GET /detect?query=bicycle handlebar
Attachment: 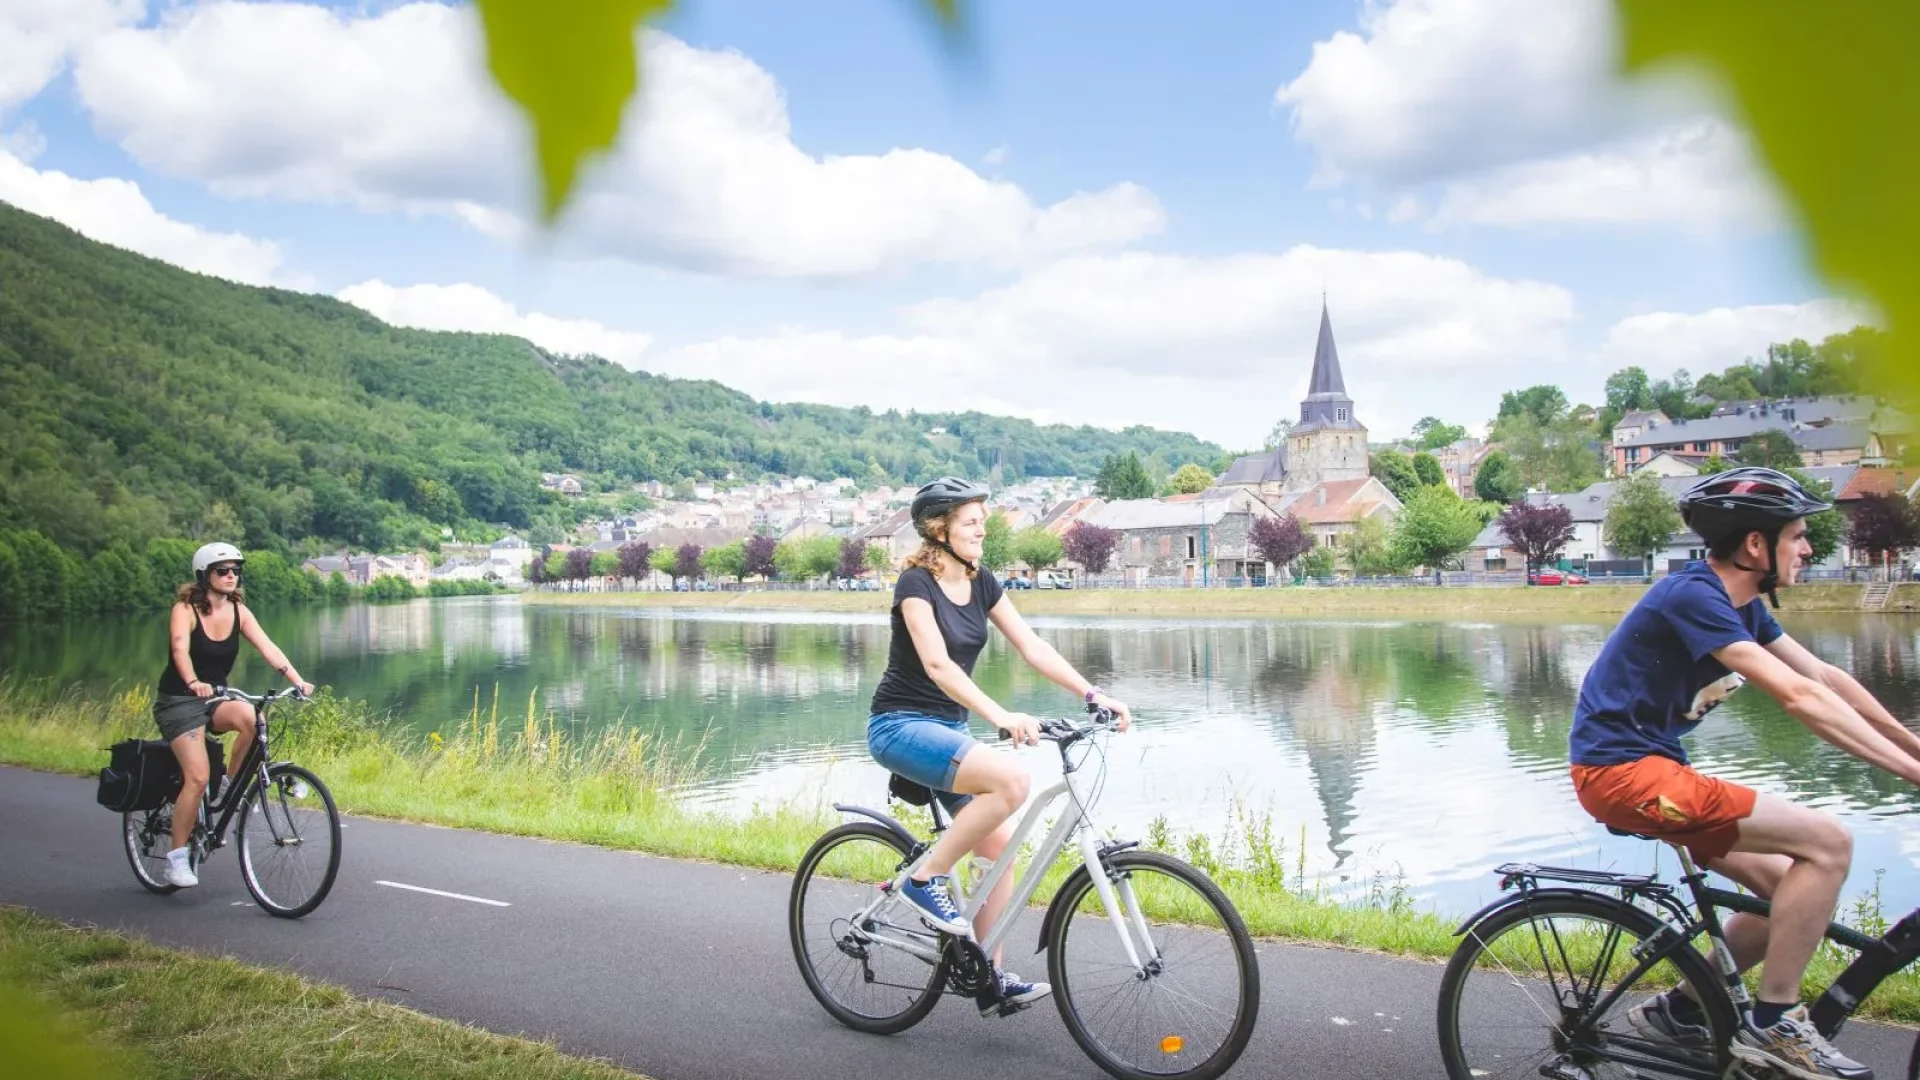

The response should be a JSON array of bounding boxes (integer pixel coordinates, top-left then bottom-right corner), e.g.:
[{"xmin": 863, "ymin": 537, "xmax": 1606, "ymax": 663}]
[
  {"xmin": 996, "ymin": 704, "xmax": 1120, "ymax": 745},
  {"xmin": 211, "ymin": 685, "xmax": 308, "ymax": 706}
]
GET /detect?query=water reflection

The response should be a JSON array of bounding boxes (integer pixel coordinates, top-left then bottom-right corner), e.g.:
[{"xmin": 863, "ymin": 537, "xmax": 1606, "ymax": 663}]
[{"xmin": 9, "ymin": 600, "xmax": 1920, "ymax": 915}]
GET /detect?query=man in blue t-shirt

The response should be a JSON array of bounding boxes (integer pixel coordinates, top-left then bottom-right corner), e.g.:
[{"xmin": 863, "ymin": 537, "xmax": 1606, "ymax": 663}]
[{"xmin": 1569, "ymin": 467, "xmax": 1920, "ymax": 1080}]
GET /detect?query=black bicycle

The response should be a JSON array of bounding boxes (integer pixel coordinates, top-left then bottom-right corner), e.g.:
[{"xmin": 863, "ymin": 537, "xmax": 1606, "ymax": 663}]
[
  {"xmin": 1436, "ymin": 826, "xmax": 1920, "ymax": 1080},
  {"xmin": 122, "ymin": 686, "xmax": 342, "ymax": 918}
]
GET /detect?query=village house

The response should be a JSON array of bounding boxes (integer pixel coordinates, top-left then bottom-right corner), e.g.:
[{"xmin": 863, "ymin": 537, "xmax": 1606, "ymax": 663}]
[
  {"xmin": 300, "ymin": 552, "xmax": 432, "ymax": 587},
  {"xmin": 1610, "ymin": 396, "xmax": 1877, "ymax": 475},
  {"xmin": 1076, "ymin": 488, "xmax": 1280, "ymax": 585},
  {"xmin": 1433, "ymin": 437, "xmax": 1496, "ymax": 499}
]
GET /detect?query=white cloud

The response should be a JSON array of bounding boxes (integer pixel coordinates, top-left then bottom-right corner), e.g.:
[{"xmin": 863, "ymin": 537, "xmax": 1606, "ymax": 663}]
[
  {"xmin": 337, "ymin": 280, "xmax": 655, "ymax": 370},
  {"xmin": 0, "ymin": 0, "xmax": 143, "ymax": 112},
  {"xmin": 983, "ymin": 143, "xmax": 1010, "ymax": 167},
  {"xmin": 0, "ymin": 148, "xmax": 294, "ymax": 286},
  {"xmin": 73, "ymin": 1, "xmax": 1163, "ymax": 277},
  {"xmin": 1275, "ymin": 0, "xmax": 1780, "ymax": 229},
  {"xmin": 1596, "ymin": 299, "xmax": 1877, "ymax": 379}
]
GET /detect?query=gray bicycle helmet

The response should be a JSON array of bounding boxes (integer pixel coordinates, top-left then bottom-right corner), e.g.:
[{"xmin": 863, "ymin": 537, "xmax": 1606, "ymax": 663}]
[{"xmin": 1678, "ymin": 466, "xmax": 1831, "ymax": 607}]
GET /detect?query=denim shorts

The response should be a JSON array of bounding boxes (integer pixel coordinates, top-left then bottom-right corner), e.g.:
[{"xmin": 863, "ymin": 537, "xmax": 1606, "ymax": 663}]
[{"xmin": 868, "ymin": 710, "xmax": 978, "ymax": 814}]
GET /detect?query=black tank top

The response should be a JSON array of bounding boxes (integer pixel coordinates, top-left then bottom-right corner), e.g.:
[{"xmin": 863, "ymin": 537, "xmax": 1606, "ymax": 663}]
[{"xmin": 157, "ymin": 603, "xmax": 242, "ymax": 695}]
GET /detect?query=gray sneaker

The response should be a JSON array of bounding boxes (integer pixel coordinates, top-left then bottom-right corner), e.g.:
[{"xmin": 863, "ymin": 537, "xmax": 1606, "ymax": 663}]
[
  {"xmin": 1731, "ymin": 1004, "xmax": 1873, "ymax": 1080},
  {"xmin": 1625, "ymin": 993, "xmax": 1711, "ymax": 1051}
]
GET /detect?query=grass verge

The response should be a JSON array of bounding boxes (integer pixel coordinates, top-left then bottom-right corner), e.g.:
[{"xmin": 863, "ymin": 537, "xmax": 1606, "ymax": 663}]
[
  {"xmin": 4, "ymin": 679, "xmax": 1914, "ymax": 1023},
  {"xmin": 525, "ymin": 582, "xmax": 1918, "ymax": 618},
  {"xmin": 0, "ymin": 906, "xmax": 647, "ymax": 1080}
]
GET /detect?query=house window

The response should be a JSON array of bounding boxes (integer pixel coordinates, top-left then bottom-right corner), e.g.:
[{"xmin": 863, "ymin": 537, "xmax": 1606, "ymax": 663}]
[
  {"xmin": 1625, "ymin": 447, "xmax": 1639, "ymax": 461},
  {"xmin": 1186, "ymin": 535, "xmax": 1196, "ymax": 559},
  {"xmin": 1131, "ymin": 536, "xmax": 1144, "ymax": 557},
  {"xmin": 1160, "ymin": 535, "xmax": 1172, "ymax": 557},
  {"xmin": 1336, "ymin": 408, "xmax": 1347, "ymax": 422},
  {"xmin": 1692, "ymin": 442, "xmax": 1708, "ymax": 453}
]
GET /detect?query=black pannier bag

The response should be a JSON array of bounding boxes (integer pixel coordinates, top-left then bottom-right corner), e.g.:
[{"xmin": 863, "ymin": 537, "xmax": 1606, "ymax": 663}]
[{"xmin": 96, "ymin": 736, "xmax": 225, "ymax": 813}]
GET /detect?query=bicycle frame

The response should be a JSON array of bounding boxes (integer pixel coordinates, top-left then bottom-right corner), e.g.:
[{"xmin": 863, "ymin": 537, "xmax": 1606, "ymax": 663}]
[
  {"xmin": 834, "ymin": 718, "xmax": 1158, "ymax": 981},
  {"xmin": 192, "ymin": 690, "xmax": 288, "ymax": 851}
]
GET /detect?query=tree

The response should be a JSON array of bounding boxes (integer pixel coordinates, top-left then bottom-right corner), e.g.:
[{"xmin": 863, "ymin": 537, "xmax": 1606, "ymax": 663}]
[
  {"xmin": 1263, "ymin": 417, "xmax": 1294, "ymax": 451},
  {"xmin": 1063, "ymin": 523, "xmax": 1119, "ymax": 576},
  {"xmin": 1392, "ymin": 487, "xmax": 1485, "ymax": 584},
  {"xmin": 1169, "ymin": 463, "xmax": 1214, "ymax": 495},
  {"xmin": 1411, "ymin": 452, "xmax": 1446, "ymax": 489},
  {"xmin": 774, "ymin": 536, "xmax": 840, "ymax": 580},
  {"xmin": 1493, "ymin": 413, "xmax": 1607, "ymax": 493},
  {"xmin": 1604, "ymin": 367, "xmax": 1656, "ymax": 415},
  {"xmin": 1249, "ymin": 515, "xmax": 1312, "ymax": 576},
  {"xmin": 1095, "ymin": 452, "xmax": 1155, "ymax": 500},
  {"xmin": 981, "ymin": 510, "xmax": 1013, "ymax": 571},
  {"xmin": 1698, "ymin": 453, "xmax": 1733, "ymax": 474},
  {"xmin": 835, "ymin": 538, "xmax": 869, "ymax": 579},
  {"xmin": 1787, "ymin": 469, "xmax": 1843, "ymax": 566},
  {"xmin": 742, "ymin": 535, "xmax": 778, "ymax": 579},
  {"xmin": 674, "ymin": 543, "xmax": 704, "ymax": 582},
  {"xmin": 1603, "ymin": 470, "xmax": 1681, "ymax": 569},
  {"xmin": 1299, "ymin": 546, "xmax": 1337, "ymax": 580},
  {"xmin": 864, "ymin": 543, "xmax": 893, "ymax": 576},
  {"xmin": 195, "ymin": 500, "xmax": 245, "ymax": 543},
  {"xmin": 1369, "ymin": 451, "xmax": 1420, "ymax": 502},
  {"xmin": 1011, "ymin": 526, "xmax": 1065, "ymax": 574},
  {"xmin": 702, "ymin": 540, "xmax": 747, "ymax": 581},
  {"xmin": 589, "ymin": 550, "xmax": 618, "ymax": 579},
  {"xmin": 1412, "ymin": 417, "xmax": 1468, "ymax": 451},
  {"xmin": 1342, "ymin": 515, "xmax": 1407, "ymax": 577},
  {"xmin": 1845, "ymin": 493, "xmax": 1919, "ymax": 571},
  {"xmin": 1473, "ymin": 450, "xmax": 1524, "ymax": 503},
  {"xmin": 617, "ymin": 541, "xmax": 652, "ymax": 583},
  {"xmin": 563, "ymin": 547, "xmax": 594, "ymax": 589},
  {"xmin": 1738, "ymin": 428, "xmax": 1804, "ymax": 470},
  {"xmin": 1496, "ymin": 502, "xmax": 1577, "ymax": 574},
  {"xmin": 648, "ymin": 546, "xmax": 677, "ymax": 581},
  {"xmin": 1498, "ymin": 385, "xmax": 1570, "ymax": 428}
]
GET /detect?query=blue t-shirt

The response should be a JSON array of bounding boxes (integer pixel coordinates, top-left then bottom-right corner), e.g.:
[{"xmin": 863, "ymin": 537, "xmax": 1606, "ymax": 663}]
[{"xmin": 1569, "ymin": 561, "xmax": 1783, "ymax": 767}]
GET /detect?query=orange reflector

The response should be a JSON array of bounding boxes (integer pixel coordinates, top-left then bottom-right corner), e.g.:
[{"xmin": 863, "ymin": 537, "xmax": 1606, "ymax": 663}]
[{"xmin": 1160, "ymin": 1036, "xmax": 1184, "ymax": 1054}]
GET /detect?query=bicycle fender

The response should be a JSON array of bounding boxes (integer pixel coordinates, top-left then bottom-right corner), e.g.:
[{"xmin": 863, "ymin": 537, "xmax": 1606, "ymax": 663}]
[
  {"xmin": 1451, "ymin": 888, "xmax": 1624, "ymax": 936},
  {"xmin": 1034, "ymin": 864, "xmax": 1095, "ymax": 955},
  {"xmin": 830, "ymin": 802, "xmax": 916, "ymax": 849}
]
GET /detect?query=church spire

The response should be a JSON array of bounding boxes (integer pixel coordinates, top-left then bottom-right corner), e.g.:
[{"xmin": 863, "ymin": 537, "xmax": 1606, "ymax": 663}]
[{"xmin": 1306, "ymin": 301, "xmax": 1346, "ymax": 397}]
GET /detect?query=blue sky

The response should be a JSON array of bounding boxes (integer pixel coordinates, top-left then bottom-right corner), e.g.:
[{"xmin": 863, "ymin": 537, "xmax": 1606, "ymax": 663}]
[{"xmin": 0, "ymin": 0, "xmax": 1866, "ymax": 451}]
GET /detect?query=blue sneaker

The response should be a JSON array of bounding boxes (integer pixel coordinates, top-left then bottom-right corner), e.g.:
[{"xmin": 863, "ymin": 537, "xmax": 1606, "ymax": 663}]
[
  {"xmin": 981, "ymin": 969, "xmax": 1051, "ymax": 1017},
  {"xmin": 899, "ymin": 875, "xmax": 971, "ymax": 936}
]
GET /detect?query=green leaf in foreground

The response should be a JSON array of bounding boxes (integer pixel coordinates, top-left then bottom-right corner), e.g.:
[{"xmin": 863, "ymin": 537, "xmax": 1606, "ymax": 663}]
[
  {"xmin": 1614, "ymin": 0, "xmax": 1919, "ymax": 405},
  {"xmin": 474, "ymin": 0, "xmax": 676, "ymax": 221}
]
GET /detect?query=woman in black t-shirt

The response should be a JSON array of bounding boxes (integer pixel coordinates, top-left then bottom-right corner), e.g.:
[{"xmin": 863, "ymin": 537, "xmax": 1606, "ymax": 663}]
[{"xmin": 867, "ymin": 477, "xmax": 1133, "ymax": 1015}]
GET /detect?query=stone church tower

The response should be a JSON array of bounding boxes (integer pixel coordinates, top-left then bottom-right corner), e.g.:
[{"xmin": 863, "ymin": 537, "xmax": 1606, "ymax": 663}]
[{"xmin": 1283, "ymin": 304, "xmax": 1369, "ymax": 492}]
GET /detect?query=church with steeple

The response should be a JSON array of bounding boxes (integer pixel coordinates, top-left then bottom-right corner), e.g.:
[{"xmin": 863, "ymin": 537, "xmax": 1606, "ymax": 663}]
[{"xmin": 1218, "ymin": 302, "xmax": 1372, "ymax": 494}]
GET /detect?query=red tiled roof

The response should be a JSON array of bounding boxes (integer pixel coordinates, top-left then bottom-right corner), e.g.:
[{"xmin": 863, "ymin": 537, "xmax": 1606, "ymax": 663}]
[{"xmin": 1840, "ymin": 467, "xmax": 1920, "ymax": 501}]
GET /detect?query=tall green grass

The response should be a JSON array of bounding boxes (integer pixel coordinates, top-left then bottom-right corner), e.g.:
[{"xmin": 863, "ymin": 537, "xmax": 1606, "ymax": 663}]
[{"xmin": 3, "ymin": 678, "xmax": 1915, "ymax": 1022}]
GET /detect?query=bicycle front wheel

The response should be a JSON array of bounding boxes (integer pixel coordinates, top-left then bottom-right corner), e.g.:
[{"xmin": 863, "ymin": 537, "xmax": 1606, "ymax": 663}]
[
  {"xmin": 1437, "ymin": 890, "xmax": 1734, "ymax": 1080},
  {"xmin": 1046, "ymin": 850, "xmax": 1260, "ymax": 1080},
  {"xmin": 789, "ymin": 821, "xmax": 949, "ymax": 1034},
  {"xmin": 237, "ymin": 763, "xmax": 341, "ymax": 918}
]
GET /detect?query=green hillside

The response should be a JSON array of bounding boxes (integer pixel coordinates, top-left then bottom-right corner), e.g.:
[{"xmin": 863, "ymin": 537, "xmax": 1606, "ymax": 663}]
[{"xmin": 0, "ymin": 202, "xmax": 1221, "ymax": 556}]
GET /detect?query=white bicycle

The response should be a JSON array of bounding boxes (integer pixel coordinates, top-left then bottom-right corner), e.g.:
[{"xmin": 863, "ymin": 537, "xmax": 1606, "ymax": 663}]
[{"xmin": 788, "ymin": 706, "xmax": 1260, "ymax": 1080}]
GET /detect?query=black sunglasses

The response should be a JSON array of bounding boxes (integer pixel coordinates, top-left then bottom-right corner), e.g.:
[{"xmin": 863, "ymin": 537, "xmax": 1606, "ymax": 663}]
[{"xmin": 209, "ymin": 564, "xmax": 242, "ymax": 577}]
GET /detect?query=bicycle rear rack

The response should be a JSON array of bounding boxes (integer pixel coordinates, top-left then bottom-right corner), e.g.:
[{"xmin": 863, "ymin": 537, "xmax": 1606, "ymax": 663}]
[{"xmin": 1494, "ymin": 862, "xmax": 1664, "ymax": 894}]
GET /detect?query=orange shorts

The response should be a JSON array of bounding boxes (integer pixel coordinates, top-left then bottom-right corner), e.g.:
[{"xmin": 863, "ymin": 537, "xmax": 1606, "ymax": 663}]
[{"xmin": 1570, "ymin": 756, "xmax": 1757, "ymax": 863}]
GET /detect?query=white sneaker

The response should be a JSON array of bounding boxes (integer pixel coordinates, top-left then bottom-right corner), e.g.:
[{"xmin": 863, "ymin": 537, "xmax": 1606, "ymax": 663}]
[{"xmin": 165, "ymin": 846, "xmax": 199, "ymax": 888}]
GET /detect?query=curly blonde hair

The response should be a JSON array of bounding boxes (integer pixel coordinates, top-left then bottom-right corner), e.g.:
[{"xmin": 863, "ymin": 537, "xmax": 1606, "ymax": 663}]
[{"xmin": 902, "ymin": 504, "xmax": 979, "ymax": 580}]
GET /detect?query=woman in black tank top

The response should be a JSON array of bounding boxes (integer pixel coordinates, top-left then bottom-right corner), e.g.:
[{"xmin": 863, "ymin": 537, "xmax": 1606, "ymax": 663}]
[{"xmin": 151, "ymin": 542, "xmax": 314, "ymax": 888}]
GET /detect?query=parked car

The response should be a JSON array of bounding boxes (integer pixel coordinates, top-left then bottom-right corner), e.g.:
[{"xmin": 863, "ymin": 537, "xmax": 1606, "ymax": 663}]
[
  {"xmin": 1527, "ymin": 569, "xmax": 1588, "ymax": 586},
  {"xmin": 1036, "ymin": 571, "xmax": 1074, "ymax": 589},
  {"xmin": 1004, "ymin": 575, "xmax": 1034, "ymax": 590}
]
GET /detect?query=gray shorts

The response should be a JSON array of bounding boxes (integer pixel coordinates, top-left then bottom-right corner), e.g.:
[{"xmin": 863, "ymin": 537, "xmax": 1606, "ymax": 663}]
[{"xmin": 153, "ymin": 694, "xmax": 217, "ymax": 743}]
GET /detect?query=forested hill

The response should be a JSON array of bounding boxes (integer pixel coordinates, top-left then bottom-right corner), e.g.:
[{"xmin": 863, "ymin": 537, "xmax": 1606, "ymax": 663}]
[{"xmin": 0, "ymin": 202, "xmax": 1221, "ymax": 556}]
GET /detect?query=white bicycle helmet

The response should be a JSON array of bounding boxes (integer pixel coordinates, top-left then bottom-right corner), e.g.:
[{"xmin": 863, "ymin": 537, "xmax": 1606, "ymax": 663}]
[{"xmin": 192, "ymin": 541, "xmax": 245, "ymax": 582}]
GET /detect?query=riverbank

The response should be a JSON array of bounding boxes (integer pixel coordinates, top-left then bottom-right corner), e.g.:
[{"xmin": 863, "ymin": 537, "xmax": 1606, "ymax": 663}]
[
  {"xmin": 0, "ymin": 907, "xmax": 649, "ymax": 1080},
  {"xmin": 3, "ymin": 681, "xmax": 1913, "ymax": 1021},
  {"xmin": 526, "ymin": 581, "xmax": 1919, "ymax": 618}
]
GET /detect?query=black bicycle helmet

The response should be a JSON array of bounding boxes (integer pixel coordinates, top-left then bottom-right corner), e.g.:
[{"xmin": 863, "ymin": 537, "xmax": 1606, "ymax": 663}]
[
  {"xmin": 909, "ymin": 477, "xmax": 990, "ymax": 573},
  {"xmin": 1678, "ymin": 466, "xmax": 1831, "ymax": 607}
]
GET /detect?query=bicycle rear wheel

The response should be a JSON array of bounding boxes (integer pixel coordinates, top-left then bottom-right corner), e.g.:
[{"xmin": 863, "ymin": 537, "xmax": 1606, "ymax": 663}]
[
  {"xmin": 237, "ymin": 763, "xmax": 341, "ymax": 918},
  {"xmin": 1046, "ymin": 850, "xmax": 1260, "ymax": 1080},
  {"xmin": 123, "ymin": 804, "xmax": 178, "ymax": 894},
  {"xmin": 1437, "ymin": 891, "xmax": 1734, "ymax": 1080},
  {"xmin": 789, "ymin": 821, "xmax": 949, "ymax": 1034}
]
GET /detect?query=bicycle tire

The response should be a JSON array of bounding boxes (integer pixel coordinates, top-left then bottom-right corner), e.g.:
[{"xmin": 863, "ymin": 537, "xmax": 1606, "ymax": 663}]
[
  {"xmin": 789, "ymin": 820, "xmax": 948, "ymax": 1035},
  {"xmin": 1907, "ymin": 1029, "xmax": 1920, "ymax": 1080},
  {"xmin": 1045, "ymin": 850, "xmax": 1260, "ymax": 1080},
  {"xmin": 237, "ymin": 763, "xmax": 341, "ymax": 918},
  {"xmin": 122, "ymin": 806, "xmax": 178, "ymax": 894},
  {"xmin": 1437, "ymin": 889, "xmax": 1735, "ymax": 1080}
]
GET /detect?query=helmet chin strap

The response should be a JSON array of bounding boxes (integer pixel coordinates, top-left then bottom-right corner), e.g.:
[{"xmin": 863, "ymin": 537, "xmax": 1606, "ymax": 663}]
[
  {"xmin": 937, "ymin": 538, "xmax": 979, "ymax": 575},
  {"xmin": 1727, "ymin": 528, "xmax": 1783, "ymax": 609}
]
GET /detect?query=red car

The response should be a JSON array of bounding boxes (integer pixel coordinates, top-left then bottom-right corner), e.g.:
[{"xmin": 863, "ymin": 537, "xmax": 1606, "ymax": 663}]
[{"xmin": 1528, "ymin": 569, "xmax": 1589, "ymax": 586}]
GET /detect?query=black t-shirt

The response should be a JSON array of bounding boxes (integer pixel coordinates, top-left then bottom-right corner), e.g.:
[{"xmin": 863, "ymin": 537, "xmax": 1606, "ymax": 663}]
[{"xmin": 869, "ymin": 566, "xmax": 1005, "ymax": 722}]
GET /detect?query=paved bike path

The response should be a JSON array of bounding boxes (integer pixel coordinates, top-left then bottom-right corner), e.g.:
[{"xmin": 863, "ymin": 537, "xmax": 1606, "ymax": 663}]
[{"xmin": 2, "ymin": 765, "xmax": 1911, "ymax": 1080}]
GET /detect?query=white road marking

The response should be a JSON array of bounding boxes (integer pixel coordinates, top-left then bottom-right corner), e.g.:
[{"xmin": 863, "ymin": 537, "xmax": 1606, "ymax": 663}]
[{"xmin": 375, "ymin": 880, "xmax": 510, "ymax": 907}]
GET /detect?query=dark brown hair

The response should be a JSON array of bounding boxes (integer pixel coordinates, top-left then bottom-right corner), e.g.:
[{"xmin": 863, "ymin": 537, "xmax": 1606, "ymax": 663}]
[{"xmin": 176, "ymin": 580, "xmax": 244, "ymax": 615}]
